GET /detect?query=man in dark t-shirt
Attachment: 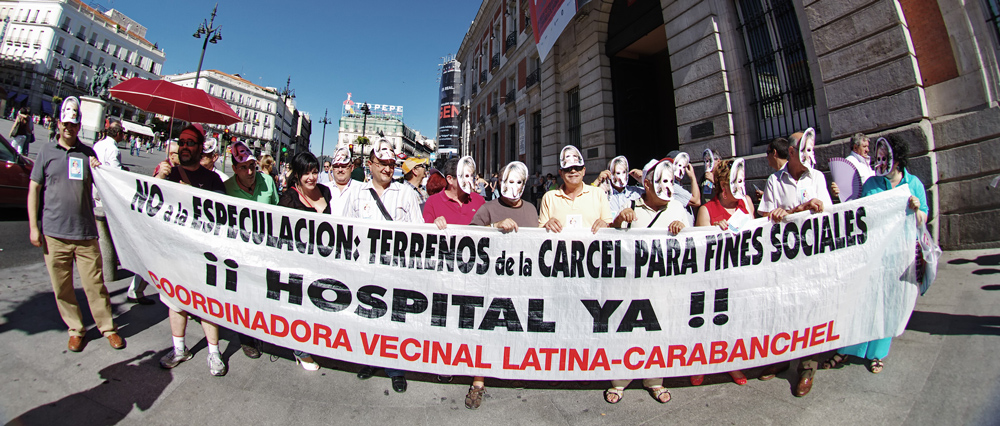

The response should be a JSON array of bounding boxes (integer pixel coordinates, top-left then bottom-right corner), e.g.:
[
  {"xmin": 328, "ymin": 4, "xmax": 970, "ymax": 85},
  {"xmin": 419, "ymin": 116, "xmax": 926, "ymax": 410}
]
[
  {"xmin": 27, "ymin": 96, "xmax": 124, "ymax": 353},
  {"xmin": 153, "ymin": 124, "xmax": 228, "ymax": 377}
]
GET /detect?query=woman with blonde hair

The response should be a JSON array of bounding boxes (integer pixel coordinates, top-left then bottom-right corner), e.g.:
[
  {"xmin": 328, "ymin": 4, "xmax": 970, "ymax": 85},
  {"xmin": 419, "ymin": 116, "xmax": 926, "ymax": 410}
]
[{"xmin": 259, "ymin": 154, "xmax": 276, "ymax": 175}]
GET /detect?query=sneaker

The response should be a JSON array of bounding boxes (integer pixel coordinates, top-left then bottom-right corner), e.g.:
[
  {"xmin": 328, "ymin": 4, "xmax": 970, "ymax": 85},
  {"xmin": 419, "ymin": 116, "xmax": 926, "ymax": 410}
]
[
  {"xmin": 207, "ymin": 352, "xmax": 227, "ymax": 376},
  {"xmin": 160, "ymin": 348, "xmax": 193, "ymax": 369}
]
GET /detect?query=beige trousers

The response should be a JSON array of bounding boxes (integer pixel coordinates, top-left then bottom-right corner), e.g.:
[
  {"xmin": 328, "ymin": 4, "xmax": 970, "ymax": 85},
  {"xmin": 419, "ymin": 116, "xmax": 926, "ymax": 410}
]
[{"xmin": 42, "ymin": 236, "xmax": 117, "ymax": 337}]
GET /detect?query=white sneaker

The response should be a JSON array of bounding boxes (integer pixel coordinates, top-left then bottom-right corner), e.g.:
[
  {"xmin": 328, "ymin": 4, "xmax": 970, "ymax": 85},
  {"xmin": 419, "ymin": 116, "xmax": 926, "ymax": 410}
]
[
  {"xmin": 296, "ymin": 354, "xmax": 321, "ymax": 371},
  {"xmin": 207, "ymin": 352, "xmax": 227, "ymax": 376},
  {"xmin": 160, "ymin": 348, "xmax": 193, "ymax": 369}
]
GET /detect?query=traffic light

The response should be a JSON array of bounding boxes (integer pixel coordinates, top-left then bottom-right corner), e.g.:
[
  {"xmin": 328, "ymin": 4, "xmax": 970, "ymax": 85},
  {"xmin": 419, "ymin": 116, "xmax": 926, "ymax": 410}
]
[{"xmin": 281, "ymin": 146, "xmax": 287, "ymax": 153}]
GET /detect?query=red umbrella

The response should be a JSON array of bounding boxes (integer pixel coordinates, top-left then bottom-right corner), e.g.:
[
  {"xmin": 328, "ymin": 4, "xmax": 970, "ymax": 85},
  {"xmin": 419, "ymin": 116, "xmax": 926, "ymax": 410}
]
[{"xmin": 109, "ymin": 77, "xmax": 240, "ymax": 126}]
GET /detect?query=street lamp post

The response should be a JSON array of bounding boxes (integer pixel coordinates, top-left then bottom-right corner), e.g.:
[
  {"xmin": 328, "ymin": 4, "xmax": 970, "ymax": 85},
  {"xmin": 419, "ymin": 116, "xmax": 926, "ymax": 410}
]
[
  {"xmin": 54, "ymin": 62, "xmax": 73, "ymax": 97},
  {"xmin": 318, "ymin": 108, "xmax": 332, "ymax": 158},
  {"xmin": 360, "ymin": 102, "xmax": 371, "ymax": 149},
  {"xmin": 193, "ymin": 3, "xmax": 222, "ymax": 89}
]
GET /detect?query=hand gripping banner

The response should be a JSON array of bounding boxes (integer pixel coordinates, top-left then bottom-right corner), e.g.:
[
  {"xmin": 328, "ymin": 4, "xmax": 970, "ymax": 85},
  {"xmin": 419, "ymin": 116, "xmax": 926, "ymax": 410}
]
[{"xmin": 94, "ymin": 168, "xmax": 919, "ymax": 380}]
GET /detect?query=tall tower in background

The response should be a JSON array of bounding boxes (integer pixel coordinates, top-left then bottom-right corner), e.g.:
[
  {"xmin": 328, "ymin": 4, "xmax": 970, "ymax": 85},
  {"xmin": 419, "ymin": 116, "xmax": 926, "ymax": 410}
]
[{"xmin": 436, "ymin": 56, "xmax": 460, "ymax": 156}]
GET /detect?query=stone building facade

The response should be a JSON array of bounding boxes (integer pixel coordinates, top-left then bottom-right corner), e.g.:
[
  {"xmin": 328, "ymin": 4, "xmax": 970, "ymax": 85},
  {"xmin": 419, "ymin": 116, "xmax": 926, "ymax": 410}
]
[{"xmin": 456, "ymin": 0, "xmax": 1000, "ymax": 249}]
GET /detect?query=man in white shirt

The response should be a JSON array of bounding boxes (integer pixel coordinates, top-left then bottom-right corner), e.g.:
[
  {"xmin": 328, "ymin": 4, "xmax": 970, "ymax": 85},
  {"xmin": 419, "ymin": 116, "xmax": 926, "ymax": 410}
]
[
  {"xmin": 318, "ymin": 160, "xmax": 333, "ymax": 184},
  {"xmin": 757, "ymin": 130, "xmax": 833, "ymax": 223},
  {"xmin": 594, "ymin": 155, "xmax": 644, "ymax": 218},
  {"xmin": 831, "ymin": 132, "xmax": 874, "ymax": 200},
  {"xmin": 756, "ymin": 129, "xmax": 833, "ymax": 398},
  {"xmin": 344, "ymin": 140, "xmax": 421, "ymax": 392},
  {"xmin": 93, "ymin": 119, "xmax": 125, "ymax": 170},
  {"xmin": 323, "ymin": 147, "xmax": 361, "ymax": 215}
]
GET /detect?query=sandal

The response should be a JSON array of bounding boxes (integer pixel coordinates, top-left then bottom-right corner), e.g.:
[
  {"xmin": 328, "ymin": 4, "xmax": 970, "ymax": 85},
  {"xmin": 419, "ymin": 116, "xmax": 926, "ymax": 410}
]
[
  {"xmin": 822, "ymin": 353, "xmax": 848, "ymax": 370},
  {"xmin": 689, "ymin": 375, "xmax": 704, "ymax": 386},
  {"xmin": 604, "ymin": 387, "xmax": 624, "ymax": 404},
  {"xmin": 648, "ymin": 386, "xmax": 671, "ymax": 403},
  {"xmin": 869, "ymin": 358, "xmax": 884, "ymax": 374},
  {"xmin": 465, "ymin": 385, "xmax": 486, "ymax": 409},
  {"xmin": 728, "ymin": 370, "xmax": 747, "ymax": 385}
]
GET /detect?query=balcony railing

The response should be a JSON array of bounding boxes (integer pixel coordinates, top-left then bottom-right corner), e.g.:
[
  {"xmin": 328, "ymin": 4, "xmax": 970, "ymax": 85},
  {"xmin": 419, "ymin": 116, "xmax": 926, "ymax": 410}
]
[
  {"xmin": 54, "ymin": 46, "xmax": 65, "ymax": 55},
  {"xmin": 68, "ymin": 53, "xmax": 80, "ymax": 62},
  {"xmin": 526, "ymin": 68, "xmax": 540, "ymax": 87},
  {"xmin": 88, "ymin": 39, "xmax": 97, "ymax": 47},
  {"xmin": 470, "ymin": 84, "xmax": 478, "ymax": 96},
  {"xmin": 479, "ymin": 70, "xmax": 487, "ymax": 85},
  {"xmin": 59, "ymin": 24, "xmax": 69, "ymax": 32},
  {"xmin": 490, "ymin": 53, "xmax": 500, "ymax": 70},
  {"xmin": 505, "ymin": 32, "xmax": 517, "ymax": 53},
  {"xmin": 82, "ymin": 59, "xmax": 92, "ymax": 68},
  {"xmin": 489, "ymin": 103, "xmax": 498, "ymax": 117},
  {"xmin": 505, "ymin": 89, "xmax": 515, "ymax": 105},
  {"xmin": 75, "ymin": 32, "xmax": 85, "ymax": 41}
]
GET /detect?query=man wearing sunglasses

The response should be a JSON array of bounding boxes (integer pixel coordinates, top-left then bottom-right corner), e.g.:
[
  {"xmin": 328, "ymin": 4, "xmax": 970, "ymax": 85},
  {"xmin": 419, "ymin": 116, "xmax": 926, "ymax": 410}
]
[
  {"xmin": 323, "ymin": 146, "xmax": 361, "ymax": 215},
  {"xmin": 318, "ymin": 160, "xmax": 333, "ymax": 184},
  {"xmin": 153, "ymin": 123, "xmax": 229, "ymax": 376},
  {"xmin": 538, "ymin": 145, "xmax": 612, "ymax": 234}
]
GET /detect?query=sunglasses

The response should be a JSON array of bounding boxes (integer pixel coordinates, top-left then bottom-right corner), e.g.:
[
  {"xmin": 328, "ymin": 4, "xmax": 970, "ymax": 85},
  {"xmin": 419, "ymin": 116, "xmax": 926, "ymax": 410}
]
[
  {"xmin": 177, "ymin": 139, "xmax": 200, "ymax": 147},
  {"xmin": 561, "ymin": 165, "xmax": 584, "ymax": 173}
]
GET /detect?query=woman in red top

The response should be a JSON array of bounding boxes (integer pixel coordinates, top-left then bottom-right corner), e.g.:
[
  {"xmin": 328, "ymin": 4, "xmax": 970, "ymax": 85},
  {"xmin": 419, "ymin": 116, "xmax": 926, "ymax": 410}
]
[{"xmin": 691, "ymin": 158, "xmax": 753, "ymax": 386}]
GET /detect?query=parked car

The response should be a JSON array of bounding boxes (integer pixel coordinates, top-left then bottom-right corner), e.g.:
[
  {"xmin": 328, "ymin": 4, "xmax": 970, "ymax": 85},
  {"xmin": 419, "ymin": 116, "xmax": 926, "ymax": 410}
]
[{"xmin": 0, "ymin": 134, "xmax": 33, "ymax": 208}]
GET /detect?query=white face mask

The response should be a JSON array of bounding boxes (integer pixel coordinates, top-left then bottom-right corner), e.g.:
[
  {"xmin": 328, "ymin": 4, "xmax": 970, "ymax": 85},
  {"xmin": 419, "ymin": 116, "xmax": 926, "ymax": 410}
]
[
  {"xmin": 653, "ymin": 161, "xmax": 675, "ymax": 202},
  {"xmin": 798, "ymin": 128, "xmax": 816, "ymax": 169},
  {"xmin": 673, "ymin": 152, "xmax": 690, "ymax": 180},
  {"xmin": 500, "ymin": 162, "xmax": 528, "ymax": 200},
  {"xmin": 560, "ymin": 145, "xmax": 584, "ymax": 169},
  {"xmin": 872, "ymin": 138, "xmax": 894, "ymax": 177},
  {"xmin": 609, "ymin": 156, "xmax": 629, "ymax": 189},
  {"xmin": 457, "ymin": 156, "xmax": 476, "ymax": 194},
  {"xmin": 729, "ymin": 159, "xmax": 746, "ymax": 200},
  {"xmin": 703, "ymin": 149, "xmax": 716, "ymax": 172},
  {"xmin": 373, "ymin": 140, "xmax": 395, "ymax": 161}
]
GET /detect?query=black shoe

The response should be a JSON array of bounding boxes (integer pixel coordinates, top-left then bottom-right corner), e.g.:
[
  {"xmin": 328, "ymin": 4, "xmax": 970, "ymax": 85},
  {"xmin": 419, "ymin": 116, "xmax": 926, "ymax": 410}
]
[
  {"xmin": 240, "ymin": 344, "xmax": 261, "ymax": 359},
  {"xmin": 357, "ymin": 365, "xmax": 378, "ymax": 380},
  {"xmin": 126, "ymin": 296, "xmax": 155, "ymax": 305},
  {"xmin": 391, "ymin": 375, "xmax": 407, "ymax": 393},
  {"xmin": 437, "ymin": 375, "xmax": 453, "ymax": 383}
]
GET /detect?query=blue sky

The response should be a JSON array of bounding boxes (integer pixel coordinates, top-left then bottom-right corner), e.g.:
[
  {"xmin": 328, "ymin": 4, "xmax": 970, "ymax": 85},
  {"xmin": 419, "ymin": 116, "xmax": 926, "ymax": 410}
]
[{"xmin": 120, "ymin": 0, "xmax": 481, "ymax": 153}]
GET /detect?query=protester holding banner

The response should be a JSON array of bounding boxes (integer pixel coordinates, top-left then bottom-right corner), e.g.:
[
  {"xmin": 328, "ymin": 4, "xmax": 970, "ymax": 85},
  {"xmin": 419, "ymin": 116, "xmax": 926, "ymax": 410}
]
[
  {"xmin": 538, "ymin": 145, "xmax": 612, "ymax": 233},
  {"xmin": 154, "ymin": 124, "xmax": 228, "ymax": 376},
  {"xmin": 344, "ymin": 140, "xmax": 422, "ymax": 392},
  {"xmin": 424, "ymin": 156, "xmax": 486, "ymax": 230},
  {"xmin": 275, "ymin": 151, "xmax": 332, "ymax": 371},
  {"xmin": 27, "ymin": 96, "xmax": 125, "ymax": 353},
  {"xmin": 322, "ymin": 147, "xmax": 361, "ymax": 216},
  {"xmin": 701, "ymin": 149, "xmax": 720, "ymax": 201},
  {"xmin": 757, "ymin": 128, "xmax": 833, "ymax": 397},
  {"xmin": 666, "ymin": 150, "xmax": 702, "ymax": 209},
  {"xmin": 200, "ymin": 137, "xmax": 228, "ymax": 181},
  {"xmin": 822, "ymin": 135, "xmax": 927, "ymax": 375},
  {"xmin": 611, "ymin": 159, "xmax": 689, "ymax": 234},
  {"xmin": 691, "ymin": 158, "xmax": 753, "ymax": 387}
]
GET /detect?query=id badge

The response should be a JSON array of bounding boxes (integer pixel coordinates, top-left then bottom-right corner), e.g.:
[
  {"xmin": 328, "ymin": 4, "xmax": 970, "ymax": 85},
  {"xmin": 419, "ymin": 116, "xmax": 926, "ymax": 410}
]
[
  {"xmin": 68, "ymin": 157, "xmax": 84, "ymax": 180},
  {"xmin": 565, "ymin": 214, "xmax": 583, "ymax": 229}
]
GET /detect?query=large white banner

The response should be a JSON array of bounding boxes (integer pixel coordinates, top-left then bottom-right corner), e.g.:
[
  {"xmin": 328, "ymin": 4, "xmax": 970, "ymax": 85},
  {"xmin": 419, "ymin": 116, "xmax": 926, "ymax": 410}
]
[{"xmin": 94, "ymin": 168, "xmax": 919, "ymax": 380}]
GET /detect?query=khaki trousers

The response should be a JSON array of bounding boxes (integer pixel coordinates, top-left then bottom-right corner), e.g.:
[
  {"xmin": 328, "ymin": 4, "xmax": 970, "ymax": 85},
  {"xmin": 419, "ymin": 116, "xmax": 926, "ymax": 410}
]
[
  {"xmin": 42, "ymin": 236, "xmax": 117, "ymax": 337},
  {"xmin": 610, "ymin": 378, "xmax": 663, "ymax": 388}
]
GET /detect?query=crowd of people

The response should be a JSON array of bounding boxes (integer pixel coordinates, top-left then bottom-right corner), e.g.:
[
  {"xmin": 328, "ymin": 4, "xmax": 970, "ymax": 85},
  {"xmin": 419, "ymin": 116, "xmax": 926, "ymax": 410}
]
[{"xmin": 27, "ymin": 96, "xmax": 930, "ymax": 410}]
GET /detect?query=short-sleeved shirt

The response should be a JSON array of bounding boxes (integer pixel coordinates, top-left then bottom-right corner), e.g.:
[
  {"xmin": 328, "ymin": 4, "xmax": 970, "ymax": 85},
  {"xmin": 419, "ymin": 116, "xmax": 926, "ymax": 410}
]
[
  {"xmin": 166, "ymin": 165, "xmax": 226, "ymax": 194},
  {"xmin": 758, "ymin": 165, "xmax": 833, "ymax": 214},
  {"xmin": 423, "ymin": 190, "xmax": 486, "ymax": 225},
  {"xmin": 30, "ymin": 140, "xmax": 98, "ymax": 239},
  {"xmin": 470, "ymin": 198, "xmax": 539, "ymax": 228},
  {"xmin": 93, "ymin": 136, "xmax": 121, "ymax": 170},
  {"xmin": 537, "ymin": 185, "xmax": 613, "ymax": 229},
  {"xmin": 846, "ymin": 151, "xmax": 875, "ymax": 186},
  {"xmin": 224, "ymin": 172, "xmax": 278, "ymax": 205},
  {"xmin": 342, "ymin": 181, "xmax": 423, "ymax": 223},
  {"xmin": 626, "ymin": 197, "xmax": 691, "ymax": 229},
  {"xmin": 861, "ymin": 169, "xmax": 928, "ymax": 213}
]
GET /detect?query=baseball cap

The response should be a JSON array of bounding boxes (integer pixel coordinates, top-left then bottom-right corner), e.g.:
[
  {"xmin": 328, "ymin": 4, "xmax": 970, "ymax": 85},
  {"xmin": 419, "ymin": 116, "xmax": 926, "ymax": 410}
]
[
  {"xmin": 642, "ymin": 158, "xmax": 672, "ymax": 182},
  {"xmin": 402, "ymin": 157, "xmax": 429, "ymax": 174},
  {"xmin": 60, "ymin": 97, "xmax": 81, "ymax": 124},
  {"xmin": 372, "ymin": 139, "xmax": 395, "ymax": 161},
  {"xmin": 230, "ymin": 140, "xmax": 255, "ymax": 164}
]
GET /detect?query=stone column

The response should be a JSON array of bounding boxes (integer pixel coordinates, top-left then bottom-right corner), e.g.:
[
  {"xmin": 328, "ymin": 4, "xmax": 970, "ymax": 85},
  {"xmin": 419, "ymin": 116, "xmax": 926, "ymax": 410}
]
[{"xmin": 78, "ymin": 95, "xmax": 106, "ymax": 144}]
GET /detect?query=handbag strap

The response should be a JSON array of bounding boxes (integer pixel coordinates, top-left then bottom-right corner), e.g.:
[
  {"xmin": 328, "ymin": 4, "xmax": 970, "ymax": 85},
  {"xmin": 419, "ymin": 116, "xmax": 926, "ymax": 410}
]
[{"xmin": 368, "ymin": 188, "xmax": 393, "ymax": 221}]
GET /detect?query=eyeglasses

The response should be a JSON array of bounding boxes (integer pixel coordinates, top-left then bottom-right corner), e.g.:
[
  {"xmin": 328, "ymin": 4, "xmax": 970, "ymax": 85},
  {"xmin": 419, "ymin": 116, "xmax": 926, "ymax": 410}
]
[
  {"xmin": 177, "ymin": 139, "xmax": 200, "ymax": 147},
  {"xmin": 561, "ymin": 165, "xmax": 584, "ymax": 173},
  {"xmin": 371, "ymin": 160, "xmax": 395, "ymax": 169}
]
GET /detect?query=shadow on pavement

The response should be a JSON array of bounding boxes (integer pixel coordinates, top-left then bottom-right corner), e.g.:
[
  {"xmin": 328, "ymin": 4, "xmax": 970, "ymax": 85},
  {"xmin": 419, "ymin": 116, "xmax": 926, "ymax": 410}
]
[
  {"xmin": 948, "ymin": 254, "xmax": 1000, "ymax": 266},
  {"xmin": 0, "ymin": 286, "xmax": 159, "ymax": 339},
  {"xmin": 906, "ymin": 311, "xmax": 1000, "ymax": 336},
  {"xmin": 3, "ymin": 349, "xmax": 172, "ymax": 426}
]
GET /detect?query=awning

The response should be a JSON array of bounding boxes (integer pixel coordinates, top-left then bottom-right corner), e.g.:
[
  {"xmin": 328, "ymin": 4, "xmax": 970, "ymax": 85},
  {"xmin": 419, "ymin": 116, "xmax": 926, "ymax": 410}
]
[
  {"xmin": 40, "ymin": 100, "xmax": 52, "ymax": 115},
  {"xmin": 121, "ymin": 120, "xmax": 155, "ymax": 137},
  {"xmin": 15, "ymin": 94, "xmax": 28, "ymax": 103},
  {"xmin": 7, "ymin": 91, "xmax": 17, "ymax": 99}
]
